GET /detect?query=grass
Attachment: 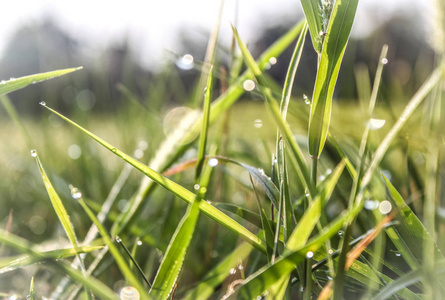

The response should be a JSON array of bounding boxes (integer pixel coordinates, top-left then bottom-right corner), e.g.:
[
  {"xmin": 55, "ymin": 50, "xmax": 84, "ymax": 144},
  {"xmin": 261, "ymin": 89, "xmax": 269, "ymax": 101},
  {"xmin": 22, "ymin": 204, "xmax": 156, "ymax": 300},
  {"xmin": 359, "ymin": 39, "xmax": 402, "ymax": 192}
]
[{"xmin": 1, "ymin": 1, "xmax": 445, "ymax": 299}]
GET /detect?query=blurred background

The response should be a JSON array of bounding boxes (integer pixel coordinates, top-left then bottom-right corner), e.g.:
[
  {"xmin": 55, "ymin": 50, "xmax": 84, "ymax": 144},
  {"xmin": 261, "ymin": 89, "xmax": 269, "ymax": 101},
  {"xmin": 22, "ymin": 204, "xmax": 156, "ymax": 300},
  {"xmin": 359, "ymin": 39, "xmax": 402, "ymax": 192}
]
[{"xmin": 0, "ymin": 0, "xmax": 440, "ymax": 295}]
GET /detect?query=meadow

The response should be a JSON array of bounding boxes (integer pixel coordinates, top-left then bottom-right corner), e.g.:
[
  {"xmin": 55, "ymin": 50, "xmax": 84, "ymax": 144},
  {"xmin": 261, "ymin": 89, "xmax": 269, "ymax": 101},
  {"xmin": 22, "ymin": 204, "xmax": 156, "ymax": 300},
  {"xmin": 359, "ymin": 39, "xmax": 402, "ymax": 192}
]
[{"xmin": 0, "ymin": 0, "xmax": 445, "ymax": 299}]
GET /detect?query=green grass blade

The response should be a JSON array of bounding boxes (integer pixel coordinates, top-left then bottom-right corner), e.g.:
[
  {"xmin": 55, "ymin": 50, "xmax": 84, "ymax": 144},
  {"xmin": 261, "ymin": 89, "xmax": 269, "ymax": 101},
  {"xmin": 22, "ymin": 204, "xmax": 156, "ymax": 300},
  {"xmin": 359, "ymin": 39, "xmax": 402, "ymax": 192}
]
[
  {"xmin": 0, "ymin": 245, "xmax": 102, "ymax": 273},
  {"xmin": 0, "ymin": 229, "xmax": 118, "ymax": 300},
  {"xmin": 0, "ymin": 67, "xmax": 82, "ymax": 96},
  {"xmin": 308, "ymin": 0, "xmax": 359, "ymax": 158},
  {"xmin": 41, "ymin": 104, "xmax": 266, "ymax": 253},
  {"xmin": 77, "ymin": 198, "xmax": 148, "ymax": 297},
  {"xmin": 382, "ymin": 174, "xmax": 444, "ymax": 260},
  {"xmin": 370, "ymin": 260, "xmax": 445, "ymax": 300},
  {"xmin": 195, "ymin": 67, "xmax": 213, "ymax": 182},
  {"xmin": 299, "ymin": 0, "xmax": 323, "ymax": 53},
  {"xmin": 183, "ymin": 242, "xmax": 253, "ymax": 300},
  {"xmin": 32, "ymin": 151, "xmax": 80, "ymax": 251},
  {"xmin": 150, "ymin": 199, "xmax": 201, "ymax": 299},
  {"xmin": 230, "ymin": 204, "xmax": 363, "ymax": 299},
  {"xmin": 151, "ymin": 146, "xmax": 216, "ymax": 299},
  {"xmin": 29, "ymin": 277, "xmax": 35, "ymax": 300}
]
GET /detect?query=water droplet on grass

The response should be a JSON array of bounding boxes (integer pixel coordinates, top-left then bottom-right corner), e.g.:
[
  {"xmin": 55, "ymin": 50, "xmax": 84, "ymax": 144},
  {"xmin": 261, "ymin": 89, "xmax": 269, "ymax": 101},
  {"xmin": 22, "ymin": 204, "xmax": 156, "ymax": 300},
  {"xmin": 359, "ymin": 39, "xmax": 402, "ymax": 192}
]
[
  {"xmin": 243, "ymin": 79, "xmax": 256, "ymax": 91},
  {"xmin": 208, "ymin": 158, "xmax": 219, "ymax": 167},
  {"xmin": 69, "ymin": 184, "xmax": 82, "ymax": 200},
  {"xmin": 394, "ymin": 251, "xmax": 401, "ymax": 257},
  {"xmin": 9, "ymin": 77, "xmax": 16, "ymax": 81},
  {"xmin": 229, "ymin": 268, "xmax": 237, "ymax": 275},
  {"xmin": 381, "ymin": 58, "xmax": 388, "ymax": 64},
  {"xmin": 39, "ymin": 101, "xmax": 46, "ymax": 106},
  {"xmin": 338, "ymin": 230, "xmax": 344, "ymax": 237},
  {"xmin": 254, "ymin": 119, "xmax": 263, "ymax": 128},
  {"xmin": 269, "ymin": 57, "xmax": 277, "ymax": 65},
  {"xmin": 303, "ymin": 94, "xmax": 311, "ymax": 105},
  {"xmin": 194, "ymin": 184, "xmax": 200, "ymax": 191},
  {"xmin": 137, "ymin": 240, "xmax": 143, "ymax": 246},
  {"xmin": 368, "ymin": 118, "xmax": 386, "ymax": 130},
  {"xmin": 0, "ymin": 80, "xmax": 5, "ymax": 84},
  {"xmin": 379, "ymin": 200, "xmax": 392, "ymax": 214},
  {"xmin": 328, "ymin": 248, "xmax": 334, "ymax": 255},
  {"xmin": 120, "ymin": 286, "xmax": 140, "ymax": 300},
  {"xmin": 306, "ymin": 251, "xmax": 314, "ymax": 258},
  {"xmin": 325, "ymin": 168, "xmax": 332, "ymax": 175},
  {"xmin": 30, "ymin": 149, "xmax": 37, "ymax": 157}
]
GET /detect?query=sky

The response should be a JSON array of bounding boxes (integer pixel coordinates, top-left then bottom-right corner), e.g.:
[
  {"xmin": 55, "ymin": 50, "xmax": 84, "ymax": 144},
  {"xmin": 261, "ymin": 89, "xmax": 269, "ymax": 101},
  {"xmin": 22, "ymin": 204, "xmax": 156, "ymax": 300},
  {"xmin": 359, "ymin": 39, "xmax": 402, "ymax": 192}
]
[{"xmin": 1, "ymin": 0, "xmax": 430, "ymax": 69}]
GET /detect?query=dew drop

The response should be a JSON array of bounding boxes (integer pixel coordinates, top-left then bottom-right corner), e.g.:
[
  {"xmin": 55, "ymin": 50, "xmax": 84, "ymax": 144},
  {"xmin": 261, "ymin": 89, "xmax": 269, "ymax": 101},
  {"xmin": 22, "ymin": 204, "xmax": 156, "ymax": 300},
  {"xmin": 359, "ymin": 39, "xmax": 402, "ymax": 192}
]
[
  {"xmin": 9, "ymin": 77, "xmax": 16, "ymax": 81},
  {"xmin": 238, "ymin": 264, "xmax": 244, "ymax": 270},
  {"xmin": 318, "ymin": 175, "xmax": 326, "ymax": 181},
  {"xmin": 303, "ymin": 94, "xmax": 311, "ymax": 105},
  {"xmin": 69, "ymin": 184, "xmax": 82, "ymax": 200},
  {"xmin": 0, "ymin": 80, "xmax": 5, "ymax": 84},
  {"xmin": 194, "ymin": 184, "xmax": 200, "ymax": 191},
  {"xmin": 120, "ymin": 286, "xmax": 140, "ymax": 300},
  {"xmin": 379, "ymin": 200, "xmax": 392, "ymax": 214},
  {"xmin": 138, "ymin": 140, "xmax": 148, "ymax": 150},
  {"xmin": 327, "ymin": 275, "xmax": 333, "ymax": 280},
  {"xmin": 328, "ymin": 248, "xmax": 334, "ymax": 255},
  {"xmin": 368, "ymin": 118, "xmax": 386, "ymax": 130},
  {"xmin": 306, "ymin": 251, "xmax": 314, "ymax": 259},
  {"xmin": 208, "ymin": 158, "xmax": 219, "ymax": 167},
  {"xmin": 381, "ymin": 58, "xmax": 388, "ymax": 64},
  {"xmin": 254, "ymin": 119, "xmax": 263, "ymax": 128},
  {"xmin": 137, "ymin": 240, "xmax": 143, "ymax": 246},
  {"xmin": 206, "ymin": 200, "xmax": 212, "ymax": 204},
  {"xmin": 39, "ymin": 101, "xmax": 46, "ymax": 106},
  {"xmin": 229, "ymin": 268, "xmax": 237, "ymax": 275},
  {"xmin": 395, "ymin": 251, "xmax": 401, "ymax": 257},
  {"xmin": 338, "ymin": 230, "xmax": 344, "ymax": 237},
  {"xmin": 30, "ymin": 149, "xmax": 37, "ymax": 157},
  {"xmin": 325, "ymin": 168, "xmax": 332, "ymax": 175},
  {"xmin": 199, "ymin": 187, "xmax": 207, "ymax": 194},
  {"xmin": 243, "ymin": 79, "xmax": 256, "ymax": 91},
  {"xmin": 364, "ymin": 200, "xmax": 379, "ymax": 210},
  {"xmin": 115, "ymin": 236, "xmax": 122, "ymax": 243},
  {"xmin": 111, "ymin": 148, "xmax": 117, "ymax": 153}
]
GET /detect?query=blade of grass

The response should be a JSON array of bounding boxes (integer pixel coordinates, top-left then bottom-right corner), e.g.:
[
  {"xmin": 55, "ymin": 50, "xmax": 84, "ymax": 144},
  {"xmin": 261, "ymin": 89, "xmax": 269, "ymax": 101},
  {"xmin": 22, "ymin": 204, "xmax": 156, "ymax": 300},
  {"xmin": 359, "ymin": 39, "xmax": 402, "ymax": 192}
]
[
  {"xmin": 299, "ymin": 0, "xmax": 323, "ymax": 53},
  {"xmin": 0, "ymin": 229, "xmax": 118, "ymax": 299},
  {"xmin": 76, "ymin": 195, "xmax": 148, "ymax": 297},
  {"xmin": 29, "ymin": 277, "xmax": 35, "ymax": 300},
  {"xmin": 195, "ymin": 66, "xmax": 213, "ymax": 182},
  {"xmin": 0, "ymin": 67, "xmax": 82, "ymax": 96},
  {"xmin": 182, "ymin": 242, "xmax": 253, "ymax": 300},
  {"xmin": 229, "ymin": 204, "xmax": 363, "ymax": 299},
  {"xmin": 0, "ymin": 245, "xmax": 102, "ymax": 273},
  {"xmin": 150, "ymin": 145, "xmax": 216, "ymax": 299},
  {"xmin": 41, "ymin": 104, "xmax": 266, "ymax": 253},
  {"xmin": 370, "ymin": 260, "xmax": 445, "ymax": 300},
  {"xmin": 308, "ymin": 0, "xmax": 359, "ymax": 158}
]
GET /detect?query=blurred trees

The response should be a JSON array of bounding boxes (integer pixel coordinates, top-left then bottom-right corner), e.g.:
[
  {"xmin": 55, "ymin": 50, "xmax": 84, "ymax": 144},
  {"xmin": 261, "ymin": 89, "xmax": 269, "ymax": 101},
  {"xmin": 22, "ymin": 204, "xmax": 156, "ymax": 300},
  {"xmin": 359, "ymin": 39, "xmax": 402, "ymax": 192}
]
[{"xmin": 0, "ymin": 10, "xmax": 435, "ymax": 116}]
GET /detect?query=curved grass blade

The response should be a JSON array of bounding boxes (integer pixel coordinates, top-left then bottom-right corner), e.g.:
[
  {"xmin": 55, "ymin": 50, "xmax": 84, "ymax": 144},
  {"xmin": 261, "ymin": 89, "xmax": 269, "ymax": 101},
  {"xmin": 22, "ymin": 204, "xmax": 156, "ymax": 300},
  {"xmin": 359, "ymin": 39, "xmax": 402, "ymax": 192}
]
[
  {"xmin": 77, "ymin": 197, "xmax": 148, "ymax": 297},
  {"xmin": 0, "ymin": 229, "xmax": 118, "ymax": 300},
  {"xmin": 32, "ymin": 151, "xmax": 81, "ymax": 254},
  {"xmin": 299, "ymin": 0, "xmax": 323, "ymax": 53},
  {"xmin": 149, "ymin": 198, "xmax": 201, "ymax": 299},
  {"xmin": 0, "ymin": 245, "xmax": 102, "ymax": 274},
  {"xmin": 41, "ymin": 104, "xmax": 266, "ymax": 253},
  {"xmin": 183, "ymin": 242, "xmax": 253, "ymax": 300},
  {"xmin": 0, "ymin": 67, "xmax": 82, "ymax": 96},
  {"xmin": 383, "ymin": 173, "xmax": 444, "ymax": 260},
  {"xmin": 230, "ymin": 204, "xmax": 363, "ymax": 299},
  {"xmin": 370, "ymin": 260, "xmax": 445, "ymax": 300},
  {"xmin": 151, "ymin": 146, "xmax": 215, "ymax": 299},
  {"xmin": 308, "ymin": 0, "xmax": 359, "ymax": 158}
]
